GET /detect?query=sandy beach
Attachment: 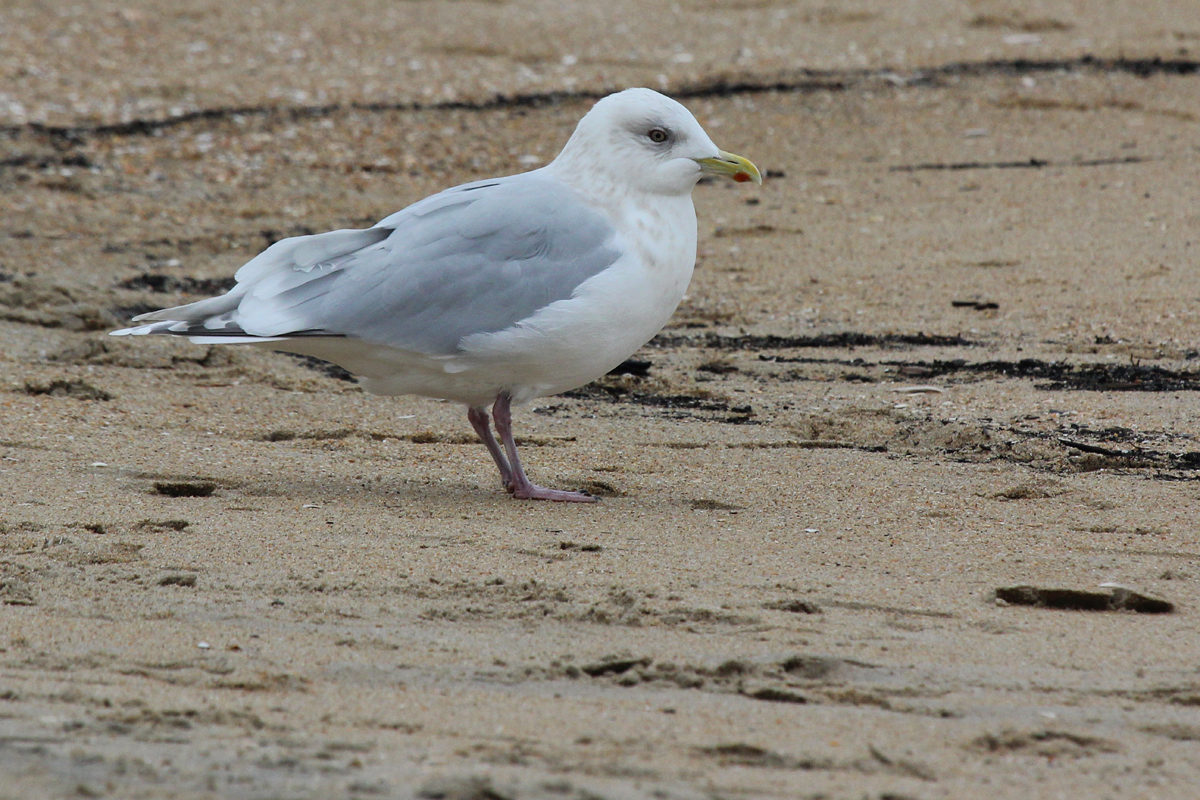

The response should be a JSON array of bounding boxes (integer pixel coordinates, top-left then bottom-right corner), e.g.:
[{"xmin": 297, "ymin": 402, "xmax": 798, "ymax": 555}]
[{"xmin": 2, "ymin": 2, "xmax": 1200, "ymax": 798}]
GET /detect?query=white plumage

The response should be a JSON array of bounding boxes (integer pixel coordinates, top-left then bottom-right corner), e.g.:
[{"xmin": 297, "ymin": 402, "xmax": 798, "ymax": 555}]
[{"xmin": 112, "ymin": 88, "xmax": 760, "ymax": 501}]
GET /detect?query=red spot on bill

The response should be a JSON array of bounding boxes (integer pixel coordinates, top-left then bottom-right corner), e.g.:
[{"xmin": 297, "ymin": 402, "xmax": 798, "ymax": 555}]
[{"xmin": 734, "ymin": 172, "xmax": 752, "ymax": 183}]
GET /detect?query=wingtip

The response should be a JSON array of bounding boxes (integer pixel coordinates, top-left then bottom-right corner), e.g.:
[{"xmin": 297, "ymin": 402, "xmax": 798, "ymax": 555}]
[{"xmin": 110, "ymin": 324, "xmax": 163, "ymax": 336}]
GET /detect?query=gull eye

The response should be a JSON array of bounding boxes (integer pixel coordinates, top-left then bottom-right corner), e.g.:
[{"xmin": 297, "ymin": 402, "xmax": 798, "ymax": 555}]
[{"xmin": 647, "ymin": 128, "xmax": 669, "ymax": 144}]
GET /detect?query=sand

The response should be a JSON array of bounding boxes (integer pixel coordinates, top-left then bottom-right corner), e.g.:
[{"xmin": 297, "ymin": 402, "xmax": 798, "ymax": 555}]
[{"xmin": 2, "ymin": 2, "xmax": 1200, "ymax": 798}]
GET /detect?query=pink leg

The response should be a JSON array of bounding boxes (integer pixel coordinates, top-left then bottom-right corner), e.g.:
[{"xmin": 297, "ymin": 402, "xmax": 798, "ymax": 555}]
[
  {"xmin": 467, "ymin": 405, "xmax": 513, "ymax": 489},
  {"xmin": 491, "ymin": 393, "xmax": 597, "ymax": 503}
]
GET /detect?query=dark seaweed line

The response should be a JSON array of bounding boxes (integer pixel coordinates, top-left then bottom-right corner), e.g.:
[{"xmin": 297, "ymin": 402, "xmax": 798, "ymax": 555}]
[
  {"xmin": 1047, "ymin": 434, "xmax": 1200, "ymax": 472},
  {"xmin": 935, "ymin": 419, "xmax": 1200, "ymax": 476},
  {"xmin": 740, "ymin": 347, "xmax": 1200, "ymax": 393},
  {"xmin": 0, "ymin": 152, "xmax": 93, "ymax": 170},
  {"xmin": 890, "ymin": 155, "xmax": 1152, "ymax": 172},
  {"xmin": 653, "ymin": 331, "xmax": 973, "ymax": 350},
  {"xmin": 2, "ymin": 55, "xmax": 1196, "ymax": 142},
  {"xmin": 563, "ymin": 385, "xmax": 748, "ymax": 414},
  {"xmin": 887, "ymin": 358, "xmax": 1200, "ymax": 392}
]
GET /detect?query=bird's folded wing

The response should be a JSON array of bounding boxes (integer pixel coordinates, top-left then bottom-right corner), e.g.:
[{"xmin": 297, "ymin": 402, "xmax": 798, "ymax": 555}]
[
  {"xmin": 123, "ymin": 174, "xmax": 622, "ymax": 355},
  {"xmin": 128, "ymin": 227, "xmax": 392, "ymax": 329}
]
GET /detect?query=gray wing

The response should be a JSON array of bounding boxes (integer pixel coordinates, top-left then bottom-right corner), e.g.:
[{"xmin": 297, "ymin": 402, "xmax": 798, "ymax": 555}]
[{"xmin": 118, "ymin": 173, "xmax": 622, "ymax": 355}]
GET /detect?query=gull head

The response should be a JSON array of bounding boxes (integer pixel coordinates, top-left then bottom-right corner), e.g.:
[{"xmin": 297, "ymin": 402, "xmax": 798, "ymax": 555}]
[{"xmin": 548, "ymin": 87, "xmax": 761, "ymax": 197}]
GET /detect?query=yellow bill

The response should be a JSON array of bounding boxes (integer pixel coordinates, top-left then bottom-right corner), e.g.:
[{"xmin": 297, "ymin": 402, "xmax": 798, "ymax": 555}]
[{"xmin": 696, "ymin": 150, "xmax": 763, "ymax": 185}]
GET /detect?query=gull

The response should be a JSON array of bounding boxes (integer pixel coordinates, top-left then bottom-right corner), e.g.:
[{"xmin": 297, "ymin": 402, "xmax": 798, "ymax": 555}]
[{"xmin": 112, "ymin": 88, "xmax": 761, "ymax": 502}]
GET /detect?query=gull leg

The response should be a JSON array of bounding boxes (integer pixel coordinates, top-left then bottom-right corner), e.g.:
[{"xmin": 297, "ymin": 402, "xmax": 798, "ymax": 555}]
[
  {"xmin": 467, "ymin": 405, "xmax": 513, "ymax": 489},
  {"xmin": 491, "ymin": 392, "xmax": 596, "ymax": 503}
]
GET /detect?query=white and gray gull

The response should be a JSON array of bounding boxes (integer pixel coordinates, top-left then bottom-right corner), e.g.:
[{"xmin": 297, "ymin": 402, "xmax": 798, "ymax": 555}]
[{"xmin": 112, "ymin": 88, "xmax": 761, "ymax": 502}]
